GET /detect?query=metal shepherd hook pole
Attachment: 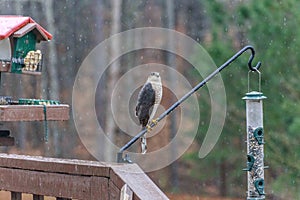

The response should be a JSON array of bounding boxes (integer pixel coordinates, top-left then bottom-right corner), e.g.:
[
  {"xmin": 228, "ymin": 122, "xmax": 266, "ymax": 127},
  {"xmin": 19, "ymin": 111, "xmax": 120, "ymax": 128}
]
[{"xmin": 117, "ymin": 45, "xmax": 261, "ymax": 163}]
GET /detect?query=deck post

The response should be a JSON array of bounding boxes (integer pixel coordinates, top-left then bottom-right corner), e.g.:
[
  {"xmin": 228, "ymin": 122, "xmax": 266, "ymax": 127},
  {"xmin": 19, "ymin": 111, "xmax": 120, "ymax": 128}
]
[
  {"xmin": 33, "ymin": 194, "xmax": 44, "ymax": 200},
  {"xmin": 11, "ymin": 192, "xmax": 22, "ymax": 200}
]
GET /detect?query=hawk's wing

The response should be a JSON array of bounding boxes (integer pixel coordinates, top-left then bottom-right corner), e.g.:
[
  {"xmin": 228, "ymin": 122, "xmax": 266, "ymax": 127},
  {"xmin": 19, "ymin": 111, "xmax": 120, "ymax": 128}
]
[{"xmin": 135, "ymin": 82, "xmax": 155, "ymax": 127}]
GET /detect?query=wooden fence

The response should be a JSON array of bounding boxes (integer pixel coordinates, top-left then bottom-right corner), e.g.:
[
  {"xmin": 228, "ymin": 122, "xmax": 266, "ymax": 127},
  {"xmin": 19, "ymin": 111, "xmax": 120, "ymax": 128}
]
[{"xmin": 0, "ymin": 153, "xmax": 168, "ymax": 200}]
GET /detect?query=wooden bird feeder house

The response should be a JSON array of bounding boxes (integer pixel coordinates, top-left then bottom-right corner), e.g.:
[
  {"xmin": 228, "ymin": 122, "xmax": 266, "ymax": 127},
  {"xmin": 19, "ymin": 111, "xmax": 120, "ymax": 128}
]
[
  {"xmin": 0, "ymin": 16, "xmax": 69, "ymax": 146},
  {"xmin": 0, "ymin": 16, "xmax": 52, "ymax": 75}
]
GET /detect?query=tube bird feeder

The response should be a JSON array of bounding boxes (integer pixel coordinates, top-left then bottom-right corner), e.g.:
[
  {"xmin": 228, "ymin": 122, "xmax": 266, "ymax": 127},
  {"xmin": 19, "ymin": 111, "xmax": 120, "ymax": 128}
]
[{"xmin": 243, "ymin": 91, "xmax": 267, "ymax": 200}]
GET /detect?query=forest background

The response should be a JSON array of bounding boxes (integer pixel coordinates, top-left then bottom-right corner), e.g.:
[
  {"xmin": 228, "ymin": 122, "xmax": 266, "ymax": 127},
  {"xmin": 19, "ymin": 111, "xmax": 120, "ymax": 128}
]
[{"xmin": 0, "ymin": 0, "xmax": 299, "ymax": 199}]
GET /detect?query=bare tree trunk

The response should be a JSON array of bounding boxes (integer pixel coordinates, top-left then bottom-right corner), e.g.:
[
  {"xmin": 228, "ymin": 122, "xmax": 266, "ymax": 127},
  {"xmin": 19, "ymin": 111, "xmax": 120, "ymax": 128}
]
[
  {"xmin": 105, "ymin": 0, "xmax": 122, "ymax": 162},
  {"xmin": 43, "ymin": 0, "xmax": 60, "ymax": 156},
  {"xmin": 166, "ymin": 0, "xmax": 178, "ymax": 190},
  {"xmin": 13, "ymin": 1, "xmax": 27, "ymax": 151},
  {"xmin": 117, "ymin": 17, "xmax": 136, "ymax": 150},
  {"xmin": 220, "ymin": 159, "xmax": 227, "ymax": 196},
  {"xmin": 44, "ymin": 0, "xmax": 59, "ymax": 100}
]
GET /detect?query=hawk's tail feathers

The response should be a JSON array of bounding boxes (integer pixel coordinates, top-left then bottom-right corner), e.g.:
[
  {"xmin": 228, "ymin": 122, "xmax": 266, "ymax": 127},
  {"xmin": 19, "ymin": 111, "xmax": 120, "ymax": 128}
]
[{"xmin": 141, "ymin": 127, "xmax": 147, "ymax": 154}]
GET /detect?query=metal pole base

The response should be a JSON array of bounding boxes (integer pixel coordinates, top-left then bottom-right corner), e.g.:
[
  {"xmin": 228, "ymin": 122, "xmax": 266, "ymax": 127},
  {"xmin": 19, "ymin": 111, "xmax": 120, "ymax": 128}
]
[{"xmin": 247, "ymin": 197, "xmax": 265, "ymax": 200}]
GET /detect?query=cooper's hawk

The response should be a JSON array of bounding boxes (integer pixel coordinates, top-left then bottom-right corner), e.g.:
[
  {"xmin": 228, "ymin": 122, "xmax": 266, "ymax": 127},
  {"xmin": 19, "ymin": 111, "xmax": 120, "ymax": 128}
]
[{"xmin": 135, "ymin": 72, "xmax": 162, "ymax": 154}]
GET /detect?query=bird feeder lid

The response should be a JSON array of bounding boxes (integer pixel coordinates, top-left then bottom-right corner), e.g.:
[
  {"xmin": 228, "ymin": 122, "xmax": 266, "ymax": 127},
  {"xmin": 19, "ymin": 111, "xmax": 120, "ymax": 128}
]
[
  {"xmin": 0, "ymin": 15, "xmax": 52, "ymax": 41},
  {"xmin": 242, "ymin": 91, "xmax": 267, "ymax": 100}
]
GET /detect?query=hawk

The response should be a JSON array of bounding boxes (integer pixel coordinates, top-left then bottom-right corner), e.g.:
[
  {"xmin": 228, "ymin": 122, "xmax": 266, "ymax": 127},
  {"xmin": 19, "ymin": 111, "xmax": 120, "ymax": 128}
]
[{"xmin": 135, "ymin": 72, "xmax": 162, "ymax": 154}]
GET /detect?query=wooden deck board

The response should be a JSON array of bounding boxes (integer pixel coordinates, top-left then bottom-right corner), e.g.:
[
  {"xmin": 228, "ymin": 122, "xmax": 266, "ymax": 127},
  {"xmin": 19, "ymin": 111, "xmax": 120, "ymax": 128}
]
[
  {"xmin": 0, "ymin": 105, "xmax": 69, "ymax": 121},
  {"xmin": 110, "ymin": 164, "xmax": 169, "ymax": 200},
  {"xmin": 0, "ymin": 153, "xmax": 168, "ymax": 199},
  {"xmin": 0, "ymin": 167, "xmax": 92, "ymax": 199},
  {"xmin": 0, "ymin": 153, "xmax": 110, "ymax": 177}
]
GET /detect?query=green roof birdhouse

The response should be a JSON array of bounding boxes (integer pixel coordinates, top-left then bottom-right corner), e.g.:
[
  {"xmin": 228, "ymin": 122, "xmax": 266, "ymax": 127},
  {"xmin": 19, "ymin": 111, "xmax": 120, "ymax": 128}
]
[{"xmin": 0, "ymin": 16, "xmax": 52, "ymax": 75}]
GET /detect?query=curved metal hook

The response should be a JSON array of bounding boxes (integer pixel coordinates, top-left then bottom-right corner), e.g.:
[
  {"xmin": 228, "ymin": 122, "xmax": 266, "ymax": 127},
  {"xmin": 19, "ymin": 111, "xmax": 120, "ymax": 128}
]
[
  {"xmin": 243, "ymin": 45, "xmax": 261, "ymax": 71},
  {"xmin": 217, "ymin": 45, "xmax": 262, "ymax": 73}
]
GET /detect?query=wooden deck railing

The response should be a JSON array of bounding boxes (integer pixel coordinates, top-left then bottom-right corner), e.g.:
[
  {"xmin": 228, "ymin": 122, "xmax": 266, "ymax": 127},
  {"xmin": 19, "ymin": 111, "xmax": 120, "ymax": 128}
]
[{"xmin": 0, "ymin": 153, "xmax": 169, "ymax": 200}]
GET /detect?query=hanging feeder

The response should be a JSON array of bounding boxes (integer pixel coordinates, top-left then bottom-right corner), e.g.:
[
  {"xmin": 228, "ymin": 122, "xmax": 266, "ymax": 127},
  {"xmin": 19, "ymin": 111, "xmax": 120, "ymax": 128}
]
[{"xmin": 243, "ymin": 91, "xmax": 267, "ymax": 200}]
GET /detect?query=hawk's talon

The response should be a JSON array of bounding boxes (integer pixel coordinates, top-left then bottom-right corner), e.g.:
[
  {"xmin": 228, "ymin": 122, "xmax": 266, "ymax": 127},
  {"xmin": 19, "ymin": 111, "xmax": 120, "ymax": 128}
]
[
  {"xmin": 146, "ymin": 125, "xmax": 152, "ymax": 132},
  {"xmin": 146, "ymin": 119, "xmax": 159, "ymax": 132},
  {"xmin": 151, "ymin": 118, "xmax": 159, "ymax": 125}
]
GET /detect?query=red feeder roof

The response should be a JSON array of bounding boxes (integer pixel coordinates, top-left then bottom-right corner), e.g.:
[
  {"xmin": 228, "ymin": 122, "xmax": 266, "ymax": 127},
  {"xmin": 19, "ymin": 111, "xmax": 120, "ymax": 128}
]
[{"xmin": 0, "ymin": 15, "xmax": 52, "ymax": 41}]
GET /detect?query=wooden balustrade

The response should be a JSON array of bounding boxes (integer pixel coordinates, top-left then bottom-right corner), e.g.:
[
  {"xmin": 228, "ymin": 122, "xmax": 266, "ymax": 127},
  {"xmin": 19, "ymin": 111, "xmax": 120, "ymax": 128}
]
[{"xmin": 0, "ymin": 153, "xmax": 168, "ymax": 200}]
